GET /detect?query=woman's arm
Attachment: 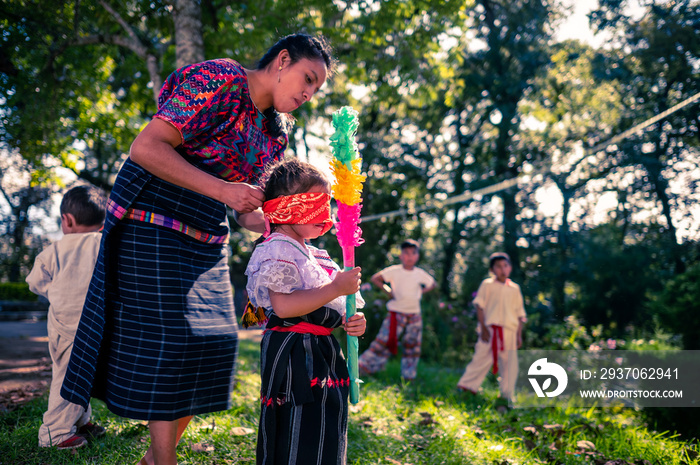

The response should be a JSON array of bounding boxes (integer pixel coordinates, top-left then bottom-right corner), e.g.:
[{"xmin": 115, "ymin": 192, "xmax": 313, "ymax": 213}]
[
  {"xmin": 233, "ymin": 210, "xmax": 266, "ymax": 233},
  {"xmin": 129, "ymin": 118, "xmax": 264, "ymax": 214},
  {"xmin": 269, "ymin": 267, "xmax": 361, "ymax": 318}
]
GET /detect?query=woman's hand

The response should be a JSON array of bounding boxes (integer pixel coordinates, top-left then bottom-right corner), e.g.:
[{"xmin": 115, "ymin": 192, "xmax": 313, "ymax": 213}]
[
  {"xmin": 331, "ymin": 267, "xmax": 361, "ymax": 296},
  {"xmin": 130, "ymin": 119, "xmax": 267, "ymax": 212},
  {"xmin": 343, "ymin": 312, "xmax": 366, "ymax": 336},
  {"xmin": 221, "ymin": 183, "xmax": 265, "ymax": 214}
]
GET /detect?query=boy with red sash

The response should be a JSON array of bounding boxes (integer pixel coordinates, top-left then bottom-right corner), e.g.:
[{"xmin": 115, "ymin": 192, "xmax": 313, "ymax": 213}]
[
  {"xmin": 358, "ymin": 239, "xmax": 436, "ymax": 381},
  {"xmin": 457, "ymin": 252, "xmax": 526, "ymax": 404}
]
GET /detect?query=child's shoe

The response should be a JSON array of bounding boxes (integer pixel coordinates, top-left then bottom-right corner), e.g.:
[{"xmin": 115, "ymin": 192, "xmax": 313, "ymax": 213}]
[
  {"xmin": 55, "ymin": 434, "xmax": 88, "ymax": 449},
  {"xmin": 494, "ymin": 397, "xmax": 511, "ymax": 413},
  {"xmin": 358, "ymin": 363, "xmax": 370, "ymax": 378},
  {"xmin": 457, "ymin": 385, "xmax": 478, "ymax": 395},
  {"xmin": 78, "ymin": 422, "xmax": 106, "ymax": 439}
]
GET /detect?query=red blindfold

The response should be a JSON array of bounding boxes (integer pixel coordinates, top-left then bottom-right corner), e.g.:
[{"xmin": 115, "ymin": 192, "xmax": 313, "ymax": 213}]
[{"xmin": 262, "ymin": 192, "xmax": 333, "ymax": 238}]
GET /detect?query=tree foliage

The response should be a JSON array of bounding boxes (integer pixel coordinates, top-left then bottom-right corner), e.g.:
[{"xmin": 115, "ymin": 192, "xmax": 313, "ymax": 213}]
[
  {"xmin": 591, "ymin": 0, "xmax": 700, "ymax": 273},
  {"xmin": 1, "ymin": 0, "xmax": 699, "ymax": 345},
  {"xmin": 653, "ymin": 261, "xmax": 700, "ymax": 350}
]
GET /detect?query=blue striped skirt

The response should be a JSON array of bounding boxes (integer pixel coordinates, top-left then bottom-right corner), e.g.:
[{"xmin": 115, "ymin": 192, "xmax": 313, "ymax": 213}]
[{"xmin": 64, "ymin": 161, "xmax": 238, "ymax": 421}]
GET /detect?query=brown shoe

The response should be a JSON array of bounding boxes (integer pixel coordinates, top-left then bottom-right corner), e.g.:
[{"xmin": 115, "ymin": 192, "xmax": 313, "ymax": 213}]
[
  {"xmin": 56, "ymin": 434, "xmax": 88, "ymax": 449},
  {"xmin": 457, "ymin": 385, "xmax": 478, "ymax": 395}
]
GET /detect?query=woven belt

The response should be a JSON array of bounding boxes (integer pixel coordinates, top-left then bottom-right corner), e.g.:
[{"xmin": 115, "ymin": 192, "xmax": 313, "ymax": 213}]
[{"xmin": 107, "ymin": 199, "xmax": 229, "ymax": 245}]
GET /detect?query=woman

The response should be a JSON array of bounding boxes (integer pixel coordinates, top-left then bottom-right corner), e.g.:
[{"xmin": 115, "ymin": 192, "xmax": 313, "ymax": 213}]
[{"xmin": 61, "ymin": 33, "xmax": 334, "ymax": 465}]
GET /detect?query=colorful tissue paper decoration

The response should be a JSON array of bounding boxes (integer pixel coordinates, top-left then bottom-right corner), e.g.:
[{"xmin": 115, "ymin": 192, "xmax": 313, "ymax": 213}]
[{"xmin": 329, "ymin": 106, "xmax": 366, "ymax": 404}]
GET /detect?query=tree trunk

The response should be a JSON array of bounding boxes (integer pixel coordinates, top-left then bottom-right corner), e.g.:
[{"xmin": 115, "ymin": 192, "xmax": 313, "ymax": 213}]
[
  {"xmin": 147, "ymin": 54, "xmax": 163, "ymax": 105},
  {"xmin": 439, "ymin": 116, "xmax": 471, "ymax": 295},
  {"xmin": 501, "ymin": 186, "xmax": 520, "ymax": 278},
  {"xmin": 494, "ymin": 104, "xmax": 521, "ymax": 278},
  {"xmin": 645, "ymin": 153, "xmax": 685, "ymax": 274},
  {"xmin": 551, "ymin": 185, "xmax": 572, "ymax": 317},
  {"xmin": 478, "ymin": 0, "xmax": 550, "ymax": 280},
  {"xmin": 173, "ymin": 0, "xmax": 205, "ymax": 69},
  {"xmin": 441, "ymin": 209, "xmax": 466, "ymax": 296},
  {"xmin": 8, "ymin": 211, "xmax": 28, "ymax": 283}
]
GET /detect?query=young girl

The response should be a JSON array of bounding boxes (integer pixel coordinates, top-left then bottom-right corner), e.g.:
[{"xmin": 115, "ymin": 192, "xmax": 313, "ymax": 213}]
[{"xmin": 245, "ymin": 158, "xmax": 366, "ymax": 465}]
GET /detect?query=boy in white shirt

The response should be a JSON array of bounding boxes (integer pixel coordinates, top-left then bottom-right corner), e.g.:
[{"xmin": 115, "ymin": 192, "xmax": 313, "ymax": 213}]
[
  {"xmin": 26, "ymin": 185, "xmax": 107, "ymax": 449},
  {"xmin": 358, "ymin": 240, "xmax": 436, "ymax": 380},
  {"xmin": 457, "ymin": 252, "xmax": 526, "ymax": 403}
]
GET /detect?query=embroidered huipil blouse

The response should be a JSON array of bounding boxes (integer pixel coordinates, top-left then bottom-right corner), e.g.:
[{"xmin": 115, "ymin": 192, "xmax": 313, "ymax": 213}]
[
  {"xmin": 246, "ymin": 233, "xmax": 365, "ymax": 317},
  {"xmin": 155, "ymin": 58, "xmax": 287, "ymax": 185}
]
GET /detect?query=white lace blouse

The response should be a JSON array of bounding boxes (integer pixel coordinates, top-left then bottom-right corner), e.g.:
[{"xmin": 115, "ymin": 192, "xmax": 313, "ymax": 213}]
[{"xmin": 245, "ymin": 233, "xmax": 365, "ymax": 316}]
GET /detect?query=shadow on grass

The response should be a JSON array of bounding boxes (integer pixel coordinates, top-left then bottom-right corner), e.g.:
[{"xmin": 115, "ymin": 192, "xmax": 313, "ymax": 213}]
[{"xmin": 1, "ymin": 340, "xmax": 698, "ymax": 464}]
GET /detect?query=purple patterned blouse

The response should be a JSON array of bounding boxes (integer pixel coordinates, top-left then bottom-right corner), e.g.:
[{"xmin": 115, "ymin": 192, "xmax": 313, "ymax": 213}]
[{"xmin": 155, "ymin": 59, "xmax": 287, "ymax": 185}]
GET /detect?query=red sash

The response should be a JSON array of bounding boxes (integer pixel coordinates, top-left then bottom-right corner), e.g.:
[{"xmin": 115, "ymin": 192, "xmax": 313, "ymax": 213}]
[
  {"xmin": 386, "ymin": 311, "xmax": 399, "ymax": 355},
  {"xmin": 491, "ymin": 325, "xmax": 504, "ymax": 374},
  {"xmin": 268, "ymin": 322, "xmax": 334, "ymax": 336}
]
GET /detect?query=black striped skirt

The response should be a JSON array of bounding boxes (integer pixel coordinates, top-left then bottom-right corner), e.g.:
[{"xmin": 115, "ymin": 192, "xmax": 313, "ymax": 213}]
[{"xmin": 257, "ymin": 308, "xmax": 349, "ymax": 465}]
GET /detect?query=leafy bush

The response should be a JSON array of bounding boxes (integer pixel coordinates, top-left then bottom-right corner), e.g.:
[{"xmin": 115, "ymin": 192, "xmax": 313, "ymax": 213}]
[
  {"xmin": 539, "ymin": 314, "xmax": 594, "ymax": 350},
  {"xmin": 530, "ymin": 313, "xmax": 680, "ymax": 351},
  {"xmin": 354, "ymin": 286, "xmax": 477, "ymax": 368},
  {"xmin": 0, "ymin": 282, "xmax": 37, "ymax": 301},
  {"xmin": 652, "ymin": 262, "xmax": 700, "ymax": 350},
  {"xmin": 421, "ymin": 292, "xmax": 478, "ymax": 367},
  {"xmin": 568, "ymin": 227, "xmax": 669, "ymax": 335},
  {"xmin": 643, "ymin": 407, "xmax": 700, "ymax": 442}
]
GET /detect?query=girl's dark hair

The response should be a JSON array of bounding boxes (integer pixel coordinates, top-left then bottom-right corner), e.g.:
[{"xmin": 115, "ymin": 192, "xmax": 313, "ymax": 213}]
[
  {"xmin": 254, "ymin": 158, "xmax": 330, "ymax": 244},
  {"xmin": 257, "ymin": 33, "xmax": 335, "ymax": 137},
  {"xmin": 263, "ymin": 157, "xmax": 330, "ymax": 200},
  {"xmin": 60, "ymin": 185, "xmax": 107, "ymax": 226}
]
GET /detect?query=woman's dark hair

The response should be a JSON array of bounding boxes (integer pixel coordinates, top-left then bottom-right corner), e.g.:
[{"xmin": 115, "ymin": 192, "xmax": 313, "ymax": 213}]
[
  {"xmin": 257, "ymin": 33, "xmax": 335, "ymax": 137},
  {"xmin": 60, "ymin": 185, "xmax": 107, "ymax": 226},
  {"xmin": 257, "ymin": 33, "xmax": 335, "ymax": 75}
]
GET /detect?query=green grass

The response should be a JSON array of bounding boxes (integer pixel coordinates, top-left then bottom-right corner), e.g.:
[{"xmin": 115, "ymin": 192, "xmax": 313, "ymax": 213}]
[{"xmin": 1, "ymin": 340, "xmax": 697, "ymax": 464}]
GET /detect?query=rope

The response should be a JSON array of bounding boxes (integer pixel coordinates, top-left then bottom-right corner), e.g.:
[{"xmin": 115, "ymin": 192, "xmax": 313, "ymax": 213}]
[
  {"xmin": 359, "ymin": 90, "xmax": 700, "ymax": 223},
  {"xmin": 584, "ymin": 91, "xmax": 700, "ymax": 155}
]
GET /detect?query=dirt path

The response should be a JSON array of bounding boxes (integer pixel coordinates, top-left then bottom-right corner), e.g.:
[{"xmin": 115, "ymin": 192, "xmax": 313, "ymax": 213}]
[
  {"xmin": 0, "ymin": 334, "xmax": 51, "ymax": 412},
  {"xmin": 0, "ymin": 322, "xmax": 262, "ymax": 412}
]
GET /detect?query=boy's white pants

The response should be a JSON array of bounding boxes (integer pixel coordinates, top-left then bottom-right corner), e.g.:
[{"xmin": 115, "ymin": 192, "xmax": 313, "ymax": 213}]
[
  {"xmin": 38, "ymin": 327, "xmax": 91, "ymax": 447},
  {"xmin": 457, "ymin": 326, "xmax": 519, "ymax": 400}
]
